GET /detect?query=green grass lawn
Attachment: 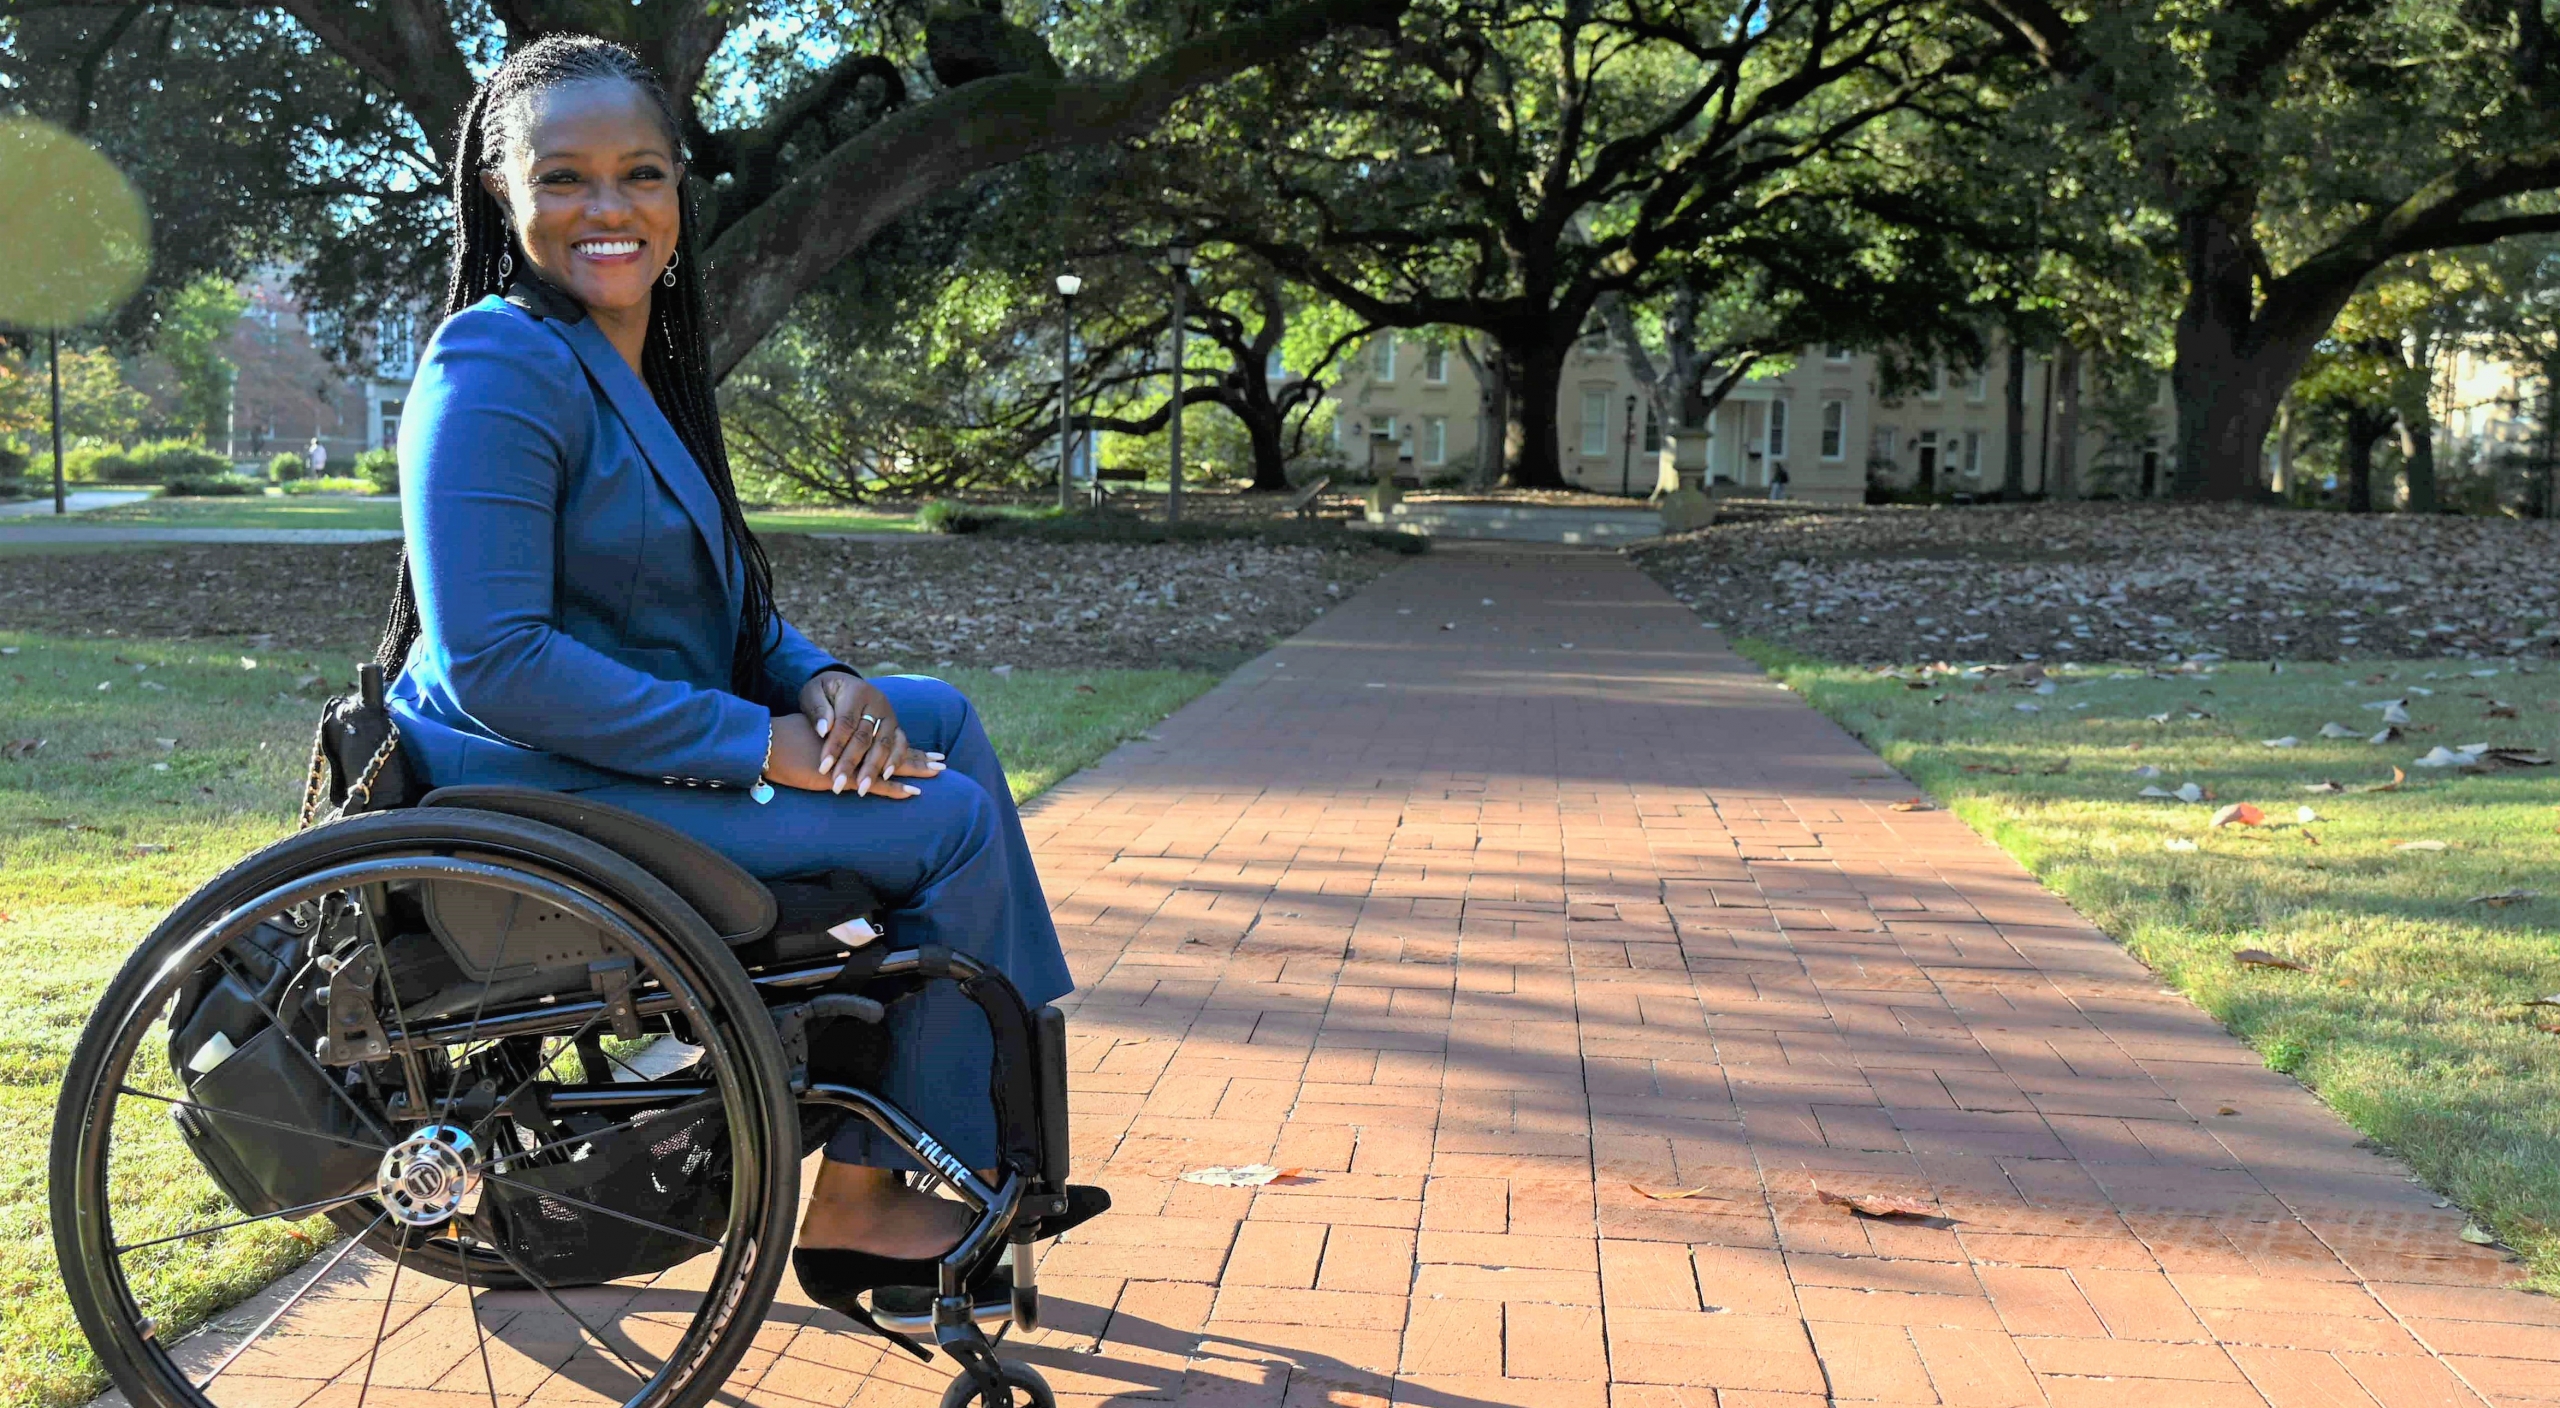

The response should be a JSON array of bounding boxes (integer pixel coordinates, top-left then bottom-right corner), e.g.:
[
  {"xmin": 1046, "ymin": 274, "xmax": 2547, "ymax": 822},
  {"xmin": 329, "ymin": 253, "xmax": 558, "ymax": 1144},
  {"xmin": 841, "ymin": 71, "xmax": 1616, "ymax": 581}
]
[
  {"xmin": 47, "ymin": 496, "xmax": 922, "ymax": 535},
  {"xmin": 1743, "ymin": 642, "xmax": 2560, "ymax": 1286},
  {"xmin": 0, "ymin": 631, "xmax": 1210, "ymax": 1408},
  {"xmin": 63, "ymin": 495, "xmax": 405, "ymax": 530}
]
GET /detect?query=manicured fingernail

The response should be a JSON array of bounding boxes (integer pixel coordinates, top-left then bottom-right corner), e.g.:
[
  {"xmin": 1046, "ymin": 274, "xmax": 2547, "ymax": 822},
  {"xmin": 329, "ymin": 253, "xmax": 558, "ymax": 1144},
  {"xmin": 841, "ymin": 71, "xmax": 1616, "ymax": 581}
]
[
  {"xmin": 815, "ymin": 715, "xmax": 831, "ymax": 735},
  {"xmin": 927, "ymin": 752, "xmax": 946, "ymax": 761},
  {"xmin": 831, "ymin": 774, "xmax": 845, "ymax": 794},
  {"xmin": 818, "ymin": 753, "xmax": 835, "ymax": 771},
  {"xmin": 857, "ymin": 776, "xmax": 872, "ymax": 797}
]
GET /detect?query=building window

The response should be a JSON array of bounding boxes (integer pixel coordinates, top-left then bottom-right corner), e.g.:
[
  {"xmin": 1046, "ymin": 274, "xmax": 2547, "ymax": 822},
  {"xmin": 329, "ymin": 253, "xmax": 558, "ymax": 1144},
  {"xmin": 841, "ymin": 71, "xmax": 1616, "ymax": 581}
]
[
  {"xmin": 1424, "ymin": 347, "xmax": 1447, "ymax": 383},
  {"xmin": 1917, "ymin": 428, "xmax": 1940, "ymax": 482},
  {"xmin": 1963, "ymin": 429, "xmax": 1983, "ymax": 477},
  {"xmin": 1579, "ymin": 389, "xmax": 1609, "ymax": 457},
  {"xmin": 1330, "ymin": 415, "xmax": 1343, "ymax": 450},
  {"xmin": 1767, "ymin": 399, "xmax": 1789, "ymax": 459},
  {"xmin": 1824, "ymin": 346, "xmax": 1851, "ymax": 363},
  {"xmin": 1425, "ymin": 416, "xmax": 1448, "ymax": 465},
  {"xmin": 1819, "ymin": 399, "xmax": 1846, "ymax": 459},
  {"xmin": 1922, "ymin": 366, "xmax": 1945, "ymax": 401},
  {"xmin": 1369, "ymin": 415, "xmax": 1396, "ymax": 442},
  {"xmin": 1372, "ymin": 338, "xmax": 1397, "ymax": 381},
  {"xmin": 1968, "ymin": 366, "xmax": 1988, "ymax": 402}
]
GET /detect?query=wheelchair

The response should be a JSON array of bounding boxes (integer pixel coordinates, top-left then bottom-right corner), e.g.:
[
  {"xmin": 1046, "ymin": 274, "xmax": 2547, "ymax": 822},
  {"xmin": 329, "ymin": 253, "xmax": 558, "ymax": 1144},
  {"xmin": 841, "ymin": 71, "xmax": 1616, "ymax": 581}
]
[{"xmin": 50, "ymin": 770, "xmax": 1083, "ymax": 1408}]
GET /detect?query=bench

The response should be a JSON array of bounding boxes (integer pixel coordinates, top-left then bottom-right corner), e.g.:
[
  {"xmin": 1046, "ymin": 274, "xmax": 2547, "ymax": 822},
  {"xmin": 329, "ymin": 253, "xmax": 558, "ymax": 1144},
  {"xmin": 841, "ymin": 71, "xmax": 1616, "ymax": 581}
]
[{"xmin": 1286, "ymin": 475, "xmax": 1334, "ymax": 520}]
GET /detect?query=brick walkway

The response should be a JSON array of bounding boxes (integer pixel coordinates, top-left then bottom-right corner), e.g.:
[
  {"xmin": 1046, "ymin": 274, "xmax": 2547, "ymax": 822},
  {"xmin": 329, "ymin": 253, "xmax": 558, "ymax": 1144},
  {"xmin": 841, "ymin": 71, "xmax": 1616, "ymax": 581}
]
[{"xmin": 166, "ymin": 546, "xmax": 2560, "ymax": 1408}]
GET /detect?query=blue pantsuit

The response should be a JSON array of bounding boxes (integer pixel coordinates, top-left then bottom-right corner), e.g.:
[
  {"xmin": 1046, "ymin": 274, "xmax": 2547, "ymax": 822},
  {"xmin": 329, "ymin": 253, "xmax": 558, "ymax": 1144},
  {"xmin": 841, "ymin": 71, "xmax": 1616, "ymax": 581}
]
[{"xmin": 387, "ymin": 287, "xmax": 1068, "ymax": 1172}]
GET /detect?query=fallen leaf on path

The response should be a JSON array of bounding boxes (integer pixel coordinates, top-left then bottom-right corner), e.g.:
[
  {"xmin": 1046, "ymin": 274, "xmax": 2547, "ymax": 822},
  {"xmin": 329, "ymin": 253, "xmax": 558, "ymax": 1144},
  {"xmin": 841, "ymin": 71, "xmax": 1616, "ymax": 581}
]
[
  {"xmin": 3, "ymin": 738, "xmax": 46, "ymax": 760},
  {"xmin": 2163, "ymin": 839, "xmax": 2199, "ymax": 852},
  {"xmin": 2040, "ymin": 759, "xmax": 2072, "ymax": 775},
  {"xmin": 1632, "ymin": 1184, "xmax": 1730, "ymax": 1201},
  {"xmin": 2371, "ymin": 727, "xmax": 2402, "ymax": 745},
  {"xmin": 2319, "ymin": 723, "xmax": 2361, "ymax": 739},
  {"xmin": 2235, "ymin": 949, "xmax": 2311, "ymax": 971},
  {"xmin": 2414, "ymin": 745, "xmax": 2485, "ymax": 769},
  {"xmin": 2217, "ymin": 1105, "xmax": 2240, "ymax": 1116},
  {"xmin": 1815, "ymin": 1188, "xmax": 1936, "ymax": 1219},
  {"xmin": 2130, "ymin": 764, "xmax": 2161, "ymax": 778},
  {"xmin": 1889, "ymin": 799, "xmax": 1933, "ymax": 812},
  {"xmin": 2468, "ymin": 890, "xmax": 2541, "ymax": 907},
  {"xmin": 2352, "ymin": 768, "xmax": 2407, "ymax": 794},
  {"xmin": 2520, "ymin": 995, "xmax": 2560, "ymax": 1009},
  {"xmin": 2302, "ymin": 781, "xmax": 2343, "ymax": 792},
  {"xmin": 2175, "ymin": 782, "xmax": 2205, "ymax": 803},
  {"xmin": 1180, "ymin": 1165, "xmax": 1302, "ymax": 1187},
  {"xmin": 2263, "ymin": 737, "xmax": 2301, "ymax": 749},
  {"xmin": 2459, "ymin": 1224, "xmax": 2499, "ymax": 1246},
  {"xmin": 2297, "ymin": 806, "xmax": 2322, "ymax": 823},
  {"xmin": 2211, "ymin": 804, "xmax": 2265, "ymax": 828},
  {"xmin": 2394, "ymin": 840, "xmax": 2450, "ymax": 852}
]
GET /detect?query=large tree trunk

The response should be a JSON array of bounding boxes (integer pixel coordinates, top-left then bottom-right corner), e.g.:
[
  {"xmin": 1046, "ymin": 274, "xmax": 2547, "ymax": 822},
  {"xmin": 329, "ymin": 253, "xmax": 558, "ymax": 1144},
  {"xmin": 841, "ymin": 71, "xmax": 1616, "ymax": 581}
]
[
  {"xmin": 2343, "ymin": 402, "xmax": 2395, "ymax": 513},
  {"xmin": 1503, "ymin": 341, "xmax": 1570, "ymax": 489},
  {"xmin": 2400, "ymin": 421, "xmax": 2437, "ymax": 513},
  {"xmin": 2170, "ymin": 205, "xmax": 2366, "ymax": 501},
  {"xmin": 2001, "ymin": 336, "xmax": 2028, "ymax": 500},
  {"xmin": 1243, "ymin": 407, "xmax": 1291, "ymax": 491},
  {"xmin": 2052, "ymin": 345, "xmax": 2082, "ymax": 500}
]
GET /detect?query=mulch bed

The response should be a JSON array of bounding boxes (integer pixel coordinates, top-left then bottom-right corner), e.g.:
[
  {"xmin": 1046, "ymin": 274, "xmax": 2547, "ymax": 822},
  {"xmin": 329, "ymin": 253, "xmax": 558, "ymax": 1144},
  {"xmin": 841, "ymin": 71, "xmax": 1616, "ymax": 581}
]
[
  {"xmin": 0, "ymin": 534, "xmax": 1404, "ymax": 670},
  {"xmin": 1635, "ymin": 502, "xmax": 2560, "ymax": 664}
]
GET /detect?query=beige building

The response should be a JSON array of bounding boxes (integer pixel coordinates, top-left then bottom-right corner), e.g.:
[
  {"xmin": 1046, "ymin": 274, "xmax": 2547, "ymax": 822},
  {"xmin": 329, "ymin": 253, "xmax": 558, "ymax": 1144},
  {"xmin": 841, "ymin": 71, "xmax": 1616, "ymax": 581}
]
[{"xmin": 1322, "ymin": 331, "xmax": 2176, "ymax": 504}]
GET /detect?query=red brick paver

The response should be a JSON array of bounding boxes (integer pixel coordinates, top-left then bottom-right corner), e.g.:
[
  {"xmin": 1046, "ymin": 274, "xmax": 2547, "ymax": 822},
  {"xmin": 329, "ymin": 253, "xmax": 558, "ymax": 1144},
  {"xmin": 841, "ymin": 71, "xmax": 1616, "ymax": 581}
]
[{"xmin": 178, "ymin": 546, "xmax": 2560, "ymax": 1407}]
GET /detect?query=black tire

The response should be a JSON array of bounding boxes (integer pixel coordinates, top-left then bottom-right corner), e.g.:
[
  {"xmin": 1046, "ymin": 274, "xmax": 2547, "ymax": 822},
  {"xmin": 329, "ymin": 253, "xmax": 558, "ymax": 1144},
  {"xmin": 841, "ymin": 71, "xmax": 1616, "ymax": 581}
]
[
  {"xmin": 50, "ymin": 808, "xmax": 800, "ymax": 1408},
  {"xmin": 938, "ymin": 1361, "xmax": 1057, "ymax": 1408}
]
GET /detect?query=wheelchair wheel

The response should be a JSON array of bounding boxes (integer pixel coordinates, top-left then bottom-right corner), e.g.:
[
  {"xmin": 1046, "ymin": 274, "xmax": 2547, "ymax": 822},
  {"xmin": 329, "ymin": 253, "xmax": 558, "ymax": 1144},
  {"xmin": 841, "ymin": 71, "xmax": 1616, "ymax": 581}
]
[
  {"xmin": 940, "ymin": 1361, "xmax": 1057, "ymax": 1408},
  {"xmin": 51, "ymin": 809, "xmax": 800, "ymax": 1408}
]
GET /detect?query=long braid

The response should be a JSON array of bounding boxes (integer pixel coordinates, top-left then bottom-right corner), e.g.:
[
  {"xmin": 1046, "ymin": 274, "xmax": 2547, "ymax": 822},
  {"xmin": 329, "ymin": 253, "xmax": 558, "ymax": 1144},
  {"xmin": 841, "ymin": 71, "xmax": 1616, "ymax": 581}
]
[{"xmin": 380, "ymin": 34, "xmax": 780, "ymax": 696}]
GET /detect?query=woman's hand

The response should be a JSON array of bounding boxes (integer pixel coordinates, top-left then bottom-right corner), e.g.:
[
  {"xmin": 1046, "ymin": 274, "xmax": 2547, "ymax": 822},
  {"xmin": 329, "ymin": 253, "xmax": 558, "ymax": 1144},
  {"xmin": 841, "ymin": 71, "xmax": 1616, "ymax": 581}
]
[{"xmin": 791, "ymin": 673, "xmax": 946, "ymax": 796}]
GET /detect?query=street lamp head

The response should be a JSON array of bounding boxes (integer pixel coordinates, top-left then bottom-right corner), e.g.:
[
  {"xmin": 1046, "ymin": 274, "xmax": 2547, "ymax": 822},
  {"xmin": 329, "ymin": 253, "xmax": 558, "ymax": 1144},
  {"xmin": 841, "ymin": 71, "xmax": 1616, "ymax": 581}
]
[
  {"xmin": 1056, "ymin": 273, "xmax": 1083, "ymax": 298},
  {"xmin": 1167, "ymin": 239, "xmax": 1194, "ymax": 270}
]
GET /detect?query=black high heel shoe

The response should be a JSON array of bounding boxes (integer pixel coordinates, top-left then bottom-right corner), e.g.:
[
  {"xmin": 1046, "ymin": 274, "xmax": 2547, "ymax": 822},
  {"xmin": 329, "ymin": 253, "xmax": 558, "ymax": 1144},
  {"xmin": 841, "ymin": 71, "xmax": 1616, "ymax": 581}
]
[{"xmin": 792, "ymin": 1247, "xmax": 958, "ymax": 1359}]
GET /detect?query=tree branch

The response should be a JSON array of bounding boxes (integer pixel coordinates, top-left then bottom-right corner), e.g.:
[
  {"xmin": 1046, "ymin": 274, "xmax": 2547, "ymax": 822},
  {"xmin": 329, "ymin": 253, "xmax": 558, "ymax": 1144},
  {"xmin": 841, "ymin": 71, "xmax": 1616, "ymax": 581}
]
[{"xmin": 701, "ymin": 0, "xmax": 1409, "ymax": 377}]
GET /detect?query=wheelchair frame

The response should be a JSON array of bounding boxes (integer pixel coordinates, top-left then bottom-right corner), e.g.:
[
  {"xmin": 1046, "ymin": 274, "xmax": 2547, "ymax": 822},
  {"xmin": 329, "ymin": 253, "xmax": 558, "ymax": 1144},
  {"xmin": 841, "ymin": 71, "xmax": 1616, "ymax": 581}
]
[{"xmin": 50, "ymin": 797, "xmax": 1074, "ymax": 1408}]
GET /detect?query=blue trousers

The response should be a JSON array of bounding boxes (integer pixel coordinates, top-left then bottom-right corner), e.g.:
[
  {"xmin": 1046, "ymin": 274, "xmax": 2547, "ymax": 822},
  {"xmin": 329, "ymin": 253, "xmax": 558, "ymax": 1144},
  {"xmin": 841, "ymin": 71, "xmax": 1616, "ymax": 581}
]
[{"xmin": 567, "ymin": 676, "xmax": 1070, "ymax": 1172}]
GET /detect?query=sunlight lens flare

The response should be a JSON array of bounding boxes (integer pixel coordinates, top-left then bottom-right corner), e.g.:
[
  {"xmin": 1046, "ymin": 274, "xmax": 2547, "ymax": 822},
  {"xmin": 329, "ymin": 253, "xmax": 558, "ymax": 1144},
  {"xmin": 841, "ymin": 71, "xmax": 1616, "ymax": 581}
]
[{"xmin": 0, "ymin": 117, "xmax": 151, "ymax": 328}]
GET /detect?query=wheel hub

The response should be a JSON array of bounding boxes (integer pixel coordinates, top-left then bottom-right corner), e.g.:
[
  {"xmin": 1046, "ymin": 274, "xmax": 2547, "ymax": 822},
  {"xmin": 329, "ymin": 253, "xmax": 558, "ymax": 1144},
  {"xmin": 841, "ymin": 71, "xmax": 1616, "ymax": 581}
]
[{"xmin": 377, "ymin": 1125, "xmax": 481, "ymax": 1227}]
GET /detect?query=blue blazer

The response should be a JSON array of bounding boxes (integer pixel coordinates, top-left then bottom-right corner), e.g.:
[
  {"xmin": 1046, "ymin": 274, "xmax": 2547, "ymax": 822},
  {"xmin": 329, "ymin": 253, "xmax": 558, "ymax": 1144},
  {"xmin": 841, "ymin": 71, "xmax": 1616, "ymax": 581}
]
[{"xmin": 388, "ymin": 292, "xmax": 842, "ymax": 793}]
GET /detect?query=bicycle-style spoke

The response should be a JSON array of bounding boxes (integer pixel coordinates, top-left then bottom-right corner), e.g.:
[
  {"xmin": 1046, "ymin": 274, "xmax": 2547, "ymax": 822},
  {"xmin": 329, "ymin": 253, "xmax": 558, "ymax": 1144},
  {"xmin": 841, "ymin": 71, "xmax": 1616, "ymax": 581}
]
[
  {"xmin": 350, "ymin": 1217, "xmax": 412, "ymax": 1408},
  {"xmin": 479, "ymin": 1237, "xmax": 655, "ymax": 1383},
  {"xmin": 116, "ymin": 1085, "xmax": 390, "ymax": 1156},
  {"xmin": 476, "ymin": 1171, "xmax": 723, "ymax": 1249},
  {"xmin": 468, "ymin": 1009, "xmax": 611, "ymax": 1139},
  {"xmin": 489, "ymin": 1093, "xmax": 724, "ymax": 1172},
  {"xmin": 117, "ymin": 1189, "xmax": 374, "ymax": 1255},
  {"xmin": 195, "ymin": 1213, "xmax": 390, "ymax": 1390},
  {"xmin": 456, "ymin": 1230, "xmax": 504, "ymax": 1408}
]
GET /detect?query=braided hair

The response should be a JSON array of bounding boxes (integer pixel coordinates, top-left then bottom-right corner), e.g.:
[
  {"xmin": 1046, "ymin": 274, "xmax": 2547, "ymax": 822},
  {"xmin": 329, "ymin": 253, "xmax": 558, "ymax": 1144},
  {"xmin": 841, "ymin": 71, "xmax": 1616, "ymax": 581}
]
[{"xmin": 376, "ymin": 33, "xmax": 781, "ymax": 700}]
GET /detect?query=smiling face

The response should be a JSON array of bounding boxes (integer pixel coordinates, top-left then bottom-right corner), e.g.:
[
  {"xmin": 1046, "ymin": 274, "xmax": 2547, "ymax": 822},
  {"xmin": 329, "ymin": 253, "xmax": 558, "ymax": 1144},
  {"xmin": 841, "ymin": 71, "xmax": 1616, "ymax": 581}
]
[{"xmin": 478, "ymin": 78, "xmax": 682, "ymax": 333}]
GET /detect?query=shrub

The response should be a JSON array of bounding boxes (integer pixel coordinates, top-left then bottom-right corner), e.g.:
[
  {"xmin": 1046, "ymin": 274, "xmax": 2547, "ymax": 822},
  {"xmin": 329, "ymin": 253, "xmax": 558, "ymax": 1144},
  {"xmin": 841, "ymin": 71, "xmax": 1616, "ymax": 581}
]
[
  {"xmin": 353, "ymin": 447, "xmax": 399, "ymax": 493},
  {"xmin": 63, "ymin": 445, "xmax": 141, "ymax": 482},
  {"xmin": 266, "ymin": 451, "xmax": 309, "ymax": 484},
  {"xmin": 917, "ymin": 498, "xmax": 1001, "ymax": 534},
  {"xmin": 979, "ymin": 510, "xmax": 1427, "ymax": 554},
  {"xmin": 127, "ymin": 440, "xmax": 230, "ymax": 482},
  {"xmin": 163, "ymin": 472, "xmax": 262, "ymax": 496},
  {"xmin": 0, "ymin": 442, "xmax": 25, "ymax": 477},
  {"xmin": 282, "ymin": 476, "xmax": 376, "ymax": 495}
]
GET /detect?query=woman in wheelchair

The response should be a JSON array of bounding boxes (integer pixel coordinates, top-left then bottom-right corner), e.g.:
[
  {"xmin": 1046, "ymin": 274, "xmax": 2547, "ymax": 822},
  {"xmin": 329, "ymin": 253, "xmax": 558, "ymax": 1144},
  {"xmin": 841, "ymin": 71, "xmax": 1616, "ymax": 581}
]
[{"xmin": 48, "ymin": 32, "xmax": 1096, "ymax": 1408}]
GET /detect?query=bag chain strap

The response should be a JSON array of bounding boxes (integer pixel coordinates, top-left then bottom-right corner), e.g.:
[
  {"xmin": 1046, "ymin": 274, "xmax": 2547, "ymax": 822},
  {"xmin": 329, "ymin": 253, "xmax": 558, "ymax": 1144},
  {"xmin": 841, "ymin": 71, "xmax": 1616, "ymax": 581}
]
[{"xmin": 296, "ymin": 719, "xmax": 403, "ymax": 831}]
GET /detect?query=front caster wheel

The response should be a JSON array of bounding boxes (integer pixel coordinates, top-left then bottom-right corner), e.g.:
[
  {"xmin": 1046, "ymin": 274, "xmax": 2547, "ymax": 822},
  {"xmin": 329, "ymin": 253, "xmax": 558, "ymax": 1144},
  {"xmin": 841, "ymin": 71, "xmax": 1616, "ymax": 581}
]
[{"xmin": 939, "ymin": 1359, "xmax": 1056, "ymax": 1408}]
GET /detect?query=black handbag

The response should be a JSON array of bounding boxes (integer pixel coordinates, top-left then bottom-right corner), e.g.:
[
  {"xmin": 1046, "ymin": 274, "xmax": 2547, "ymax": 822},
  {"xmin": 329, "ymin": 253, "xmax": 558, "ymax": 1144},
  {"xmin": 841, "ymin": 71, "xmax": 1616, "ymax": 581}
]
[{"xmin": 299, "ymin": 557, "xmax": 423, "ymax": 827}]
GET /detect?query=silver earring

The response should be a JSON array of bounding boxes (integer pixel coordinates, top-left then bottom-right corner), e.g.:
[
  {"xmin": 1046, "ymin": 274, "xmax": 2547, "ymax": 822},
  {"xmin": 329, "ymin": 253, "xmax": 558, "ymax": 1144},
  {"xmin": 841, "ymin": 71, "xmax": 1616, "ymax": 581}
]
[
  {"xmin": 499, "ymin": 252, "xmax": 513, "ymax": 281},
  {"xmin": 662, "ymin": 249, "xmax": 679, "ymax": 288}
]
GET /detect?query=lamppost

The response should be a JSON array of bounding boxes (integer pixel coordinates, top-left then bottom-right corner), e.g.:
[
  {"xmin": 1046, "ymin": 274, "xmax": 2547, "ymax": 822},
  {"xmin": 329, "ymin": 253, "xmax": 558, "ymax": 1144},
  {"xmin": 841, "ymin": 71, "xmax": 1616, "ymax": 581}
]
[
  {"xmin": 1166, "ymin": 239, "xmax": 1193, "ymax": 524},
  {"xmin": 1620, "ymin": 393, "xmax": 1638, "ymax": 497},
  {"xmin": 48, "ymin": 328, "xmax": 66, "ymax": 514},
  {"xmin": 1055, "ymin": 272, "xmax": 1082, "ymax": 512}
]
